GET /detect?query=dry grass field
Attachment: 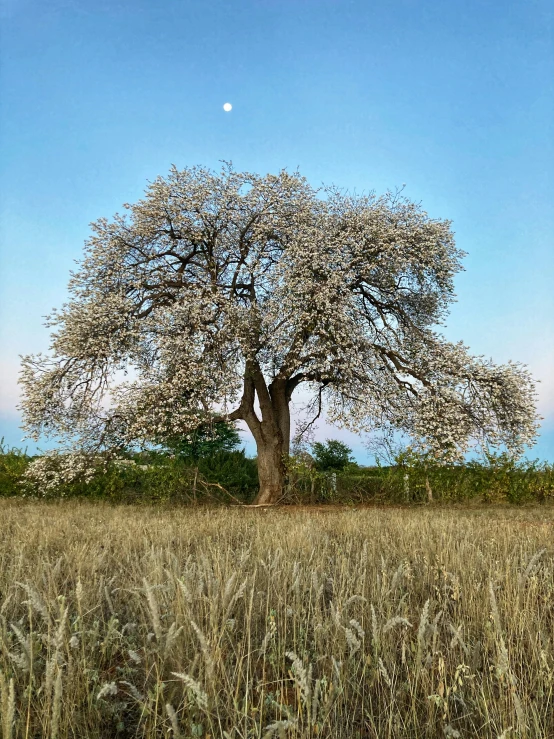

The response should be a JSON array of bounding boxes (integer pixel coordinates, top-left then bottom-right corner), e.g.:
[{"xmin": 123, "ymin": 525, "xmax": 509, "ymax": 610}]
[{"xmin": 1, "ymin": 500, "xmax": 553, "ymax": 739}]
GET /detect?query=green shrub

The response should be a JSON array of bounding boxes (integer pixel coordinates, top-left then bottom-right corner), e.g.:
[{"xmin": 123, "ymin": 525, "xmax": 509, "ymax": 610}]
[
  {"xmin": 283, "ymin": 447, "xmax": 554, "ymax": 506},
  {"xmin": 311, "ymin": 439, "xmax": 356, "ymax": 472},
  {"xmin": 22, "ymin": 448, "xmax": 259, "ymax": 505},
  {"xmin": 160, "ymin": 420, "xmax": 243, "ymax": 460},
  {"xmin": 4, "ymin": 434, "xmax": 553, "ymax": 506},
  {"xmin": 192, "ymin": 449, "xmax": 258, "ymax": 500},
  {"xmin": 0, "ymin": 439, "xmax": 32, "ymax": 496}
]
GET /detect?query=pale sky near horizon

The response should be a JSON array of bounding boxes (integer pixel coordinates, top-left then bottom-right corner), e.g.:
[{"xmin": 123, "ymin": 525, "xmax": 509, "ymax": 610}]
[{"xmin": 0, "ymin": 0, "xmax": 553, "ymax": 463}]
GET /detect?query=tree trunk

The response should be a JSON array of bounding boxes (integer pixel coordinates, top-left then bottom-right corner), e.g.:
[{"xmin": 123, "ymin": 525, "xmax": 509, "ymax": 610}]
[
  {"xmin": 253, "ymin": 437, "xmax": 286, "ymax": 505},
  {"xmin": 425, "ymin": 475, "xmax": 433, "ymax": 502},
  {"xmin": 250, "ymin": 380, "xmax": 291, "ymax": 506},
  {"xmin": 424, "ymin": 465, "xmax": 433, "ymax": 502},
  {"xmin": 238, "ymin": 366, "xmax": 292, "ymax": 506}
]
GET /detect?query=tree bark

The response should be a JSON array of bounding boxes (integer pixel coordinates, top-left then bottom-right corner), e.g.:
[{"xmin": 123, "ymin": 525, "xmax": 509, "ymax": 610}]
[
  {"xmin": 253, "ymin": 379, "xmax": 291, "ymax": 505},
  {"xmin": 425, "ymin": 475, "xmax": 433, "ymax": 503},
  {"xmin": 235, "ymin": 362, "xmax": 292, "ymax": 506},
  {"xmin": 254, "ymin": 436, "xmax": 286, "ymax": 505}
]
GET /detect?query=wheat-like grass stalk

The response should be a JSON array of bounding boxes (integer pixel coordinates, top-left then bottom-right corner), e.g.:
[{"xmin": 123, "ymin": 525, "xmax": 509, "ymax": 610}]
[
  {"xmin": 285, "ymin": 650, "xmax": 311, "ymax": 705},
  {"xmin": 54, "ymin": 605, "xmax": 68, "ymax": 650},
  {"xmin": 311, "ymin": 677, "xmax": 322, "ymax": 727},
  {"xmin": 9, "ymin": 623, "xmax": 31, "ymax": 671},
  {"xmin": 143, "ymin": 578, "xmax": 163, "ymax": 644},
  {"xmin": 51, "ymin": 669, "xmax": 63, "ymax": 739},
  {"xmin": 416, "ymin": 599, "xmax": 430, "ymax": 669},
  {"xmin": 344, "ymin": 625, "xmax": 362, "ymax": 656},
  {"xmin": 1, "ymin": 500, "xmax": 553, "ymax": 737},
  {"xmin": 517, "ymin": 547, "xmax": 547, "ymax": 589},
  {"xmin": 488, "ymin": 580, "xmax": 527, "ymax": 732},
  {"xmin": 221, "ymin": 572, "xmax": 237, "ymax": 612},
  {"xmin": 431, "ymin": 609, "xmax": 443, "ymax": 655},
  {"xmin": 163, "ymin": 622, "xmax": 184, "ymax": 661},
  {"xmin": 165, "ymin": 702, "xmax": 182, "ymax": 738},
  {"xmin": 119, "ymin": 680, "xmax": 144, "ymax": 702},
  {"xmin": 383, "ymin": 616, "xmax": 412, "ymax": 633},
  {"xmin": 17, "ymin": 583, "xmax": 51, "ymax": 626},
  {"xmin": 189, "ymin": 619, "xmax": 215, "ymax": 687},
  {"xmin": 262, "ymin": 718, "xmax": 298, "ymax": 739},
  {"xmin": 448, "ymin": 623, "xmax": 469, "ymax": 656},
  {"xmin": 370, "ymin": 603, "xmax": 380, "ymax": 658},
  {"xmin": 378, "ymin": 657, "xmax": 392, "ymax": 688},
  {"xmin": 171, "ymin": 672, "xmax": 208, "ymax": 711},
  {"xmin": 0, "ymin": 671, "xmax": 15, "ymax": 739}
]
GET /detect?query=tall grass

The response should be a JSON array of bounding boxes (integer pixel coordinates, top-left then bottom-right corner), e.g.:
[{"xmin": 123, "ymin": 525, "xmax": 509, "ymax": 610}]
[{"xmin": 1, "ymin": 500, "xmax": 553, "ymax": 737}]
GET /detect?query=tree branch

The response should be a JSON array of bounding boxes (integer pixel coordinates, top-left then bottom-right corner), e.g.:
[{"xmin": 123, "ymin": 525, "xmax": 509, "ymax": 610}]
[{"xmin": 294, "ymin": 381, "xmax": 329, "ymax": 442}]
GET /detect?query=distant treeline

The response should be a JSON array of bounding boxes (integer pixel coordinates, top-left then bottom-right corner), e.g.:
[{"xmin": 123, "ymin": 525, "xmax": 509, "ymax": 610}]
[{"xmin": 2, "ymin": 433, "xmax": 553, "ymax": 505}]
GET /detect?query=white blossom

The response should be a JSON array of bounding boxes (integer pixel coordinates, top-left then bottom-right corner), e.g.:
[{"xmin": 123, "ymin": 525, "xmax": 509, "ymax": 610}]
[{"xmin": 19, "ymin": 164, "xmax": 540, "ymax": 499}]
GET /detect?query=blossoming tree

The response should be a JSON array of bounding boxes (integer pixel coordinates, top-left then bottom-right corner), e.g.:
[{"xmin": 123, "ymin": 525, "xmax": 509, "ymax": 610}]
[{"xmin": 20, "ymin": 163, "xmax": 540, "ymax": 504}]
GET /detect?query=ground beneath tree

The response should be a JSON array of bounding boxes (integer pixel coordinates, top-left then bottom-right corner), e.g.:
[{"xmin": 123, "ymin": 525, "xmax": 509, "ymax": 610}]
[
  {"xmin": 231, "ymin": 500, "xmax": 553, "ymax": 511},
  {"xmin": 227, "ymin": 501, "xmax": 554, "ymax": 527}
]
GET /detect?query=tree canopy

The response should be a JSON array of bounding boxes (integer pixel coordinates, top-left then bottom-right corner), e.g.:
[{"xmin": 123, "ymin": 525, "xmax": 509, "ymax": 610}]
[{"xmin": 19, "ymin": 163, "xmax": 540, "ymax": 503}]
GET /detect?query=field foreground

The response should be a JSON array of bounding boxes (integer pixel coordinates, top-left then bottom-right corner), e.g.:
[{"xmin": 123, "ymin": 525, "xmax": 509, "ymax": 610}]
[{"xmin": 1, "ymin": 501, "xmax": 553, "ymax": 739}]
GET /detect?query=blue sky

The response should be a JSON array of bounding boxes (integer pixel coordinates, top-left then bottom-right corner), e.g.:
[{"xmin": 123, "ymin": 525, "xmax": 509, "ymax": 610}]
[{"xmin": 1, "ymin": 0, "xmax": 553, "ymax": 463}]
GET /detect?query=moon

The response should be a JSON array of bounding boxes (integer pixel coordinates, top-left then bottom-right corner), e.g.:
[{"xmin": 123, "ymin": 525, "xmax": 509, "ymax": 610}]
[{"xmin": 223, "ymin": 102, "xmax": 232, "ymax": 112}]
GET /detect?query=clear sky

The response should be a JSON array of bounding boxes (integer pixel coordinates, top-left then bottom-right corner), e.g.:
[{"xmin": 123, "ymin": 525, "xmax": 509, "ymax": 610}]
[{"xmin": 1, "ymin": 0, "xmax": 553, "ymax": 463}]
